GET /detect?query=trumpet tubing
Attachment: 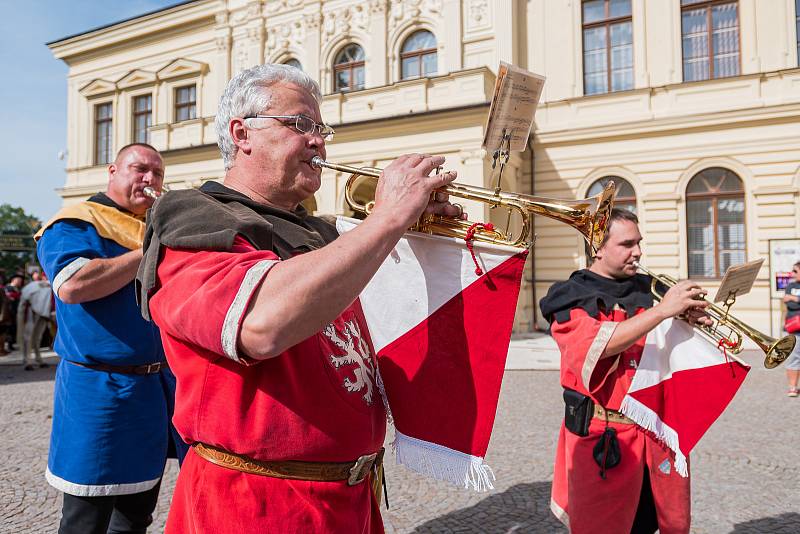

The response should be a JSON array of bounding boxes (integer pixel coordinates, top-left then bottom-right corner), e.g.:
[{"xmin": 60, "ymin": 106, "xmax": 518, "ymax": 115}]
[
  {"xmin": 311, "ymin": 156, "xmax": 615, "ymax": 251},
  {"xmin": 634, "ymin": 262, "xmax": 795, "ymax": 369}
]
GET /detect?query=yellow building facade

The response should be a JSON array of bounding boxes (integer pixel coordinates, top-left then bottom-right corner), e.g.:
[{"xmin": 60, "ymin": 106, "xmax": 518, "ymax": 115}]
[{"xmin": 49, "ymin": 0, "xmax": 800, "ymax": 339}]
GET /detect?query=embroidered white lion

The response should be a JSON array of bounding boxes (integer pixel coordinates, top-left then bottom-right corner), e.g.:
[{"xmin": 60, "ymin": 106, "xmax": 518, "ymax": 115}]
[{"xmin": 323, "ymin": 320, "xmax": 376, "ymax": 405}]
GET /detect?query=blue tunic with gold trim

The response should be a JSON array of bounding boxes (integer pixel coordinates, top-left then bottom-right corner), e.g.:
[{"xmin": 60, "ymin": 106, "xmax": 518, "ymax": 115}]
[{"xmin": 36, "ymin": 194, "xmax": 183, "ymax": 497}]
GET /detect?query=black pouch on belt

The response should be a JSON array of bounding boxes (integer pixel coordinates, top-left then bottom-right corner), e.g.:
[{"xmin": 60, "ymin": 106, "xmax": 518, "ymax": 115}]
[
  {"xmin": 563, "ymin": 388, "xmax": 594, "ymax": 437},
  {"xmin": 593, "ymin": 427, "xmax": 621, "ymax": 479}
]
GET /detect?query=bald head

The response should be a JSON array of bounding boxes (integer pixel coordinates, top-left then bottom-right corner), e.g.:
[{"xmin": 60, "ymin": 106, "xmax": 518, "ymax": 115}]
[
  {"xmin": 106, "ymin": 144, "xmax": 165, "ymax": 215},
  {"xmin": 115, "ymin": 143, "xmax": 160, "ymax": 165}
]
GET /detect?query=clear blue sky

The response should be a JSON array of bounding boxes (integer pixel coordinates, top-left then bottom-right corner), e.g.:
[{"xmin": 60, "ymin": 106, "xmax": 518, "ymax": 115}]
[{"xmin": 0, "ymin": 0, "xmax": 181, "ymax": 223}]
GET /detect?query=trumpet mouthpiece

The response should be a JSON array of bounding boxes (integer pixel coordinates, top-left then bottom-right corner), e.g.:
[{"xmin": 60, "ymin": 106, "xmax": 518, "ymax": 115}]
[
  {"xmin": 311, "ymin": 156, "xmax": 325, "ymax": 168},
  {"xmin": 143, "ymin": 187, "xmax": 160, "ymax": 200}
]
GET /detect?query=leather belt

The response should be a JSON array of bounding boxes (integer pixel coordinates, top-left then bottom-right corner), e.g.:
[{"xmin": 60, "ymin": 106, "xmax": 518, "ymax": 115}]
[
  {"xmin": 192, "ymin": 442, "xmax": 384, "ymax": 486},
  {"xmin": 69, "ymin": 360, "xmax": 166, "ymax": 375},
  {"xmin": 593, "ymin": 404, "xmax": 634, "ymax": 425}
]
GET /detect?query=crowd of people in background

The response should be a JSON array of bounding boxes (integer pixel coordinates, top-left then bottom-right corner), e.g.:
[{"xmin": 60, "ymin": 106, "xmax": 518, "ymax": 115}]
[{"xmin": 0, "ymin": 269, "xmax": 56, "ymax": 369}]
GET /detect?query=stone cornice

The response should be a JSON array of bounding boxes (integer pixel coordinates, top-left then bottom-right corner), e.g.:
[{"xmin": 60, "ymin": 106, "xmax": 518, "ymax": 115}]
[{"xmin": 536, "ymin": 102, "xmax": 800, "ymax": 146}]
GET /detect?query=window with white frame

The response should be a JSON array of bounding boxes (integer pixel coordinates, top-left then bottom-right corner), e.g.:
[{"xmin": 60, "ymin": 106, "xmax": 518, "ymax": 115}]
[
  {"xmin": 400, "ymin": 30, "xmax": 437, "ymax": 80},
  {"xmin": 132, "ymin": 94, "xmax": 152, "ymax": 144},
  {"xmin": 681, "ymin": 0, "xmax": 740, "ymax": 82},
  {"xmin": 175, "ymin": 85, "xmax": 197, "ymax": 122},
  {"xmin": 94, "ymin": 102, "xmax": 113, "ymax": 165},
  {"xmin": 582, "ymin": 0, "xmax": 633, "ymax": 95},
  {"xmin": 333, "ymin": 44, "xmax": 365, "ymax": 92}
]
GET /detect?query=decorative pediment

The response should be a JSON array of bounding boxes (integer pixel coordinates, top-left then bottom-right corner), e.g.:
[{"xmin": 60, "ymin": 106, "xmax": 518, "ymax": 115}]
[
  {"xmin": 116, "ymin": 69, "xmax": 157, "ymax": 89},
  {"xmin": 157, "ymin": 58, "xmax": 208, "ymax": 81},
  {"xmin": 79, "ymin": 78, "xmax": 117, "ymax": 97}
]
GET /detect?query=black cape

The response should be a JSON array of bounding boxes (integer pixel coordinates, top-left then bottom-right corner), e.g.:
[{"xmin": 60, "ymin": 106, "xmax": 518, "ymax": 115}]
[
  {"xmin": 539, "ymin": 269, "xmax": 653, "ymax": 325},
  {"xmin": 136, "ymin": 181, "xmax": 339, "ymax": 320}
]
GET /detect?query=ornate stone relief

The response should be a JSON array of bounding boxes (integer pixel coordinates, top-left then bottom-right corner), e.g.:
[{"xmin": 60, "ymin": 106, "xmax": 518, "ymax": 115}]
[
  {"xmin": 388, "ymin": 0, "xmax": 442, "ymax": 31},
  {"xmin": 264, "ymin": 0, "xmax": 304, "ymax": 14},
  {"xmin": 215, "ymin": 35, "xmax": 232, "ymax": 52},
  {"xmin": 230, "ymin": 9, "xmax": 249, "ymax": 25},
  {"xmin": 303, "ymin": 12, "xmax": 322, "ymax": 31},
  {"xmin": 229, "ymin": 1, "xmax": 262, "ymax": 24},
  {"xmin": 369, "ymin": 0, "xmax": 388, "ymax": 15},
  {"xmin": 246, "ymin": 25, "xmax": 264, "ymax": 42},
  {"xmin": 266, "ymin": 19, "xmax": 305, "ymax": 53},
  {"xmin": 233, "ymin": 43, "xmax": 250, "ymax": 75},
  {"xmin": 321, "ymin": 4, "xmax": 370, "ymax": 45},
  {"xmin": 465, "ymin": 0, "xmax": 490, "ymax": 32}
]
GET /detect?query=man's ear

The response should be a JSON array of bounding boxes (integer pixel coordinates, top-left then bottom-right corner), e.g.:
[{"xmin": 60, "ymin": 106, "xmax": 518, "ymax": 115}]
[
  {"xmin": 230, "ymin": 118, "xmax": 252, "ymax": 156},
  {"xmin": 593, "ymin": 244, "xmax": 605, "ymax": 261}
]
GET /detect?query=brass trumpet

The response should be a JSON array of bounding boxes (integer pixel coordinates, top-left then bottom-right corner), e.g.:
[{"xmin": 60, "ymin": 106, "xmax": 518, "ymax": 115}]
[
  {"xmin": 634, "ymin": 262, "xmax": 795, "ymax": 369},
  {"xmin": 311, "ymin": 157, "xmax": 615, "ymax": 251},
  {"xmin": 143, "ymin": 185, "xmax": 169, "ymax": 200}
]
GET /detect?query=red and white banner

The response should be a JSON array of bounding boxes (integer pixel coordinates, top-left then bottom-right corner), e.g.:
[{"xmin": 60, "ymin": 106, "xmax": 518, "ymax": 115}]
[
  {"xmin": 337, "ymin": 217, "xmax": 527, "ymax": 490},
  {"xmin": 620, "ymin": 318, "xmax": 750, "ymax": 477}
]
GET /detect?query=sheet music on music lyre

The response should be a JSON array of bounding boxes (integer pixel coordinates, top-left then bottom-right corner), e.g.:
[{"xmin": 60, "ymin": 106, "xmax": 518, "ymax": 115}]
[
  {"xmin": 482, "ymin": 62, "xmax": 546, "ymax": 154},
  {"xmin": 713, "ymin": 258, "xmax": 765, "ymax": 303}
]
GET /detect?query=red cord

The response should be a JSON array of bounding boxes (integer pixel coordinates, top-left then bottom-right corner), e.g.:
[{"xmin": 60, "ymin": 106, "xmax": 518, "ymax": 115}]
[
  {"xmin": 464, "ymin": 222, "xmax": 495, "ymax": 275},
  {"xmin": 717, "ymin": 337, "xmax": 738, "ymax": 377}
]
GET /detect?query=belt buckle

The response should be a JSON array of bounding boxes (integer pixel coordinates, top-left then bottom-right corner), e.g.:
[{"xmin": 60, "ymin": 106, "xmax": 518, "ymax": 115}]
[
  {"xmin": 141, "ymin": 362, "xmax": 160, "ymax": 374},
  {"xmin": 348, "ymin": 452, "xmax": 377, "ymax": 486}
]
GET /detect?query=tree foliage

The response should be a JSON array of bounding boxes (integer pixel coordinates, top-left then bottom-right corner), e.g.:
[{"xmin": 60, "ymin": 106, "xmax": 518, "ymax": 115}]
[{"xmin": 0, "ymin": 204, "xmax": 42, "ymax": 278}]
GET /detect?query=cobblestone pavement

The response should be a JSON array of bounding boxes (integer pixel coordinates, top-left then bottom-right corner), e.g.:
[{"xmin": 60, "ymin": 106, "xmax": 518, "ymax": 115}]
[{"xmin": 1, "ymin": 353, "xmax": 798, "ymax": 533}]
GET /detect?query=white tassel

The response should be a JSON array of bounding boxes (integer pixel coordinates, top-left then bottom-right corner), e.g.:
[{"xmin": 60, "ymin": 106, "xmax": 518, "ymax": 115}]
[
  {"xmin": 393, "ymin": 430, "xmax": 496, "ymax": 491},
  {"xmin": 620, "ymin": 395, "xmax": 688, "ymax": 477}
]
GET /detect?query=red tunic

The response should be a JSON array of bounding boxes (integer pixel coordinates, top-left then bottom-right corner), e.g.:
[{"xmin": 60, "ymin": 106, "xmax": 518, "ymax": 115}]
[
  {"xmin": 550, "ymin": 308, "xmax": 691, "ymax": 534},
  {"xmin": 149, "ymin": 237, "xmax": 386, "ymax": 534}
]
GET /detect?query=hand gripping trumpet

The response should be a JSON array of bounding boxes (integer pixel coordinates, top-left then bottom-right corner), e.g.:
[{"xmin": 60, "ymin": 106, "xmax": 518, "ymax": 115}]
[
  {"xmin": 633, "ymin": 261, "xmax": 795, "ymax": 369},
  {"xmin": 311, "ymin": 157, "xmax": 615, "ymax": 252}
]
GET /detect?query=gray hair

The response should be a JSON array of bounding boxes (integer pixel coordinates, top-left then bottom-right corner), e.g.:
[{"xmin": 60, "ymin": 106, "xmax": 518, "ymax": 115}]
[{"xmin": 215, "ymin": 64, "xmax": 322, "ymax": 170}]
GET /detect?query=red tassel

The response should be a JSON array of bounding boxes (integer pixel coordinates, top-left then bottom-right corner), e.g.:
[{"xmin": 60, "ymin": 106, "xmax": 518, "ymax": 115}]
[
  {"xmin": 464, "ymin": 223, "xmax": 495, "ymax": 275},
  {"xmin": 717, "ymin": 337, "xmax": 738, "ymax": 377}
]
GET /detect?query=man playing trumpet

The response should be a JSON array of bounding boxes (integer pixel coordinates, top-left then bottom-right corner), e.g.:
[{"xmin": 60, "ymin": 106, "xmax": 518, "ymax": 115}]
[
  {"xmin": 137, "ymin": 64, "xmax": 463, "ymax": 533},
  {"xmin": 540, "ymin": 209, "xmax": 711, "ymax": 534}
]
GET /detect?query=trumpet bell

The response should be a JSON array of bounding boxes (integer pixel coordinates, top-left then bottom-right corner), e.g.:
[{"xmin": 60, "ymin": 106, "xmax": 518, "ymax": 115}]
[
  {"xmin": 634, "ymin": 261, "xmax": 795, "ymax": 369},
  {"xmin": 763, "ymin": 335, "xmax": 796, "ymax": 369}
]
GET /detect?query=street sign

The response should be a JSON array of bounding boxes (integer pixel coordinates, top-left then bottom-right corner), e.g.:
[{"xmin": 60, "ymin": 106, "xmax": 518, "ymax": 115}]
[{"xmin": 0, "ymin": 234, "xmax": 35, "ymax": 251}]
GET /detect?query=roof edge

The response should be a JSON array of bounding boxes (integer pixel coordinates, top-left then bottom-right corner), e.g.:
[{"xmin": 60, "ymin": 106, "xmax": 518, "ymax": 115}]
[{"xmin": 46, "ymin": 0, "xmax": 200, "ymax": 47}]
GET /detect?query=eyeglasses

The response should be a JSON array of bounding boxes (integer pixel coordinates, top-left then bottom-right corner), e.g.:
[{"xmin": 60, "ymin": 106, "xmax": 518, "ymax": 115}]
[{"xmin": 243, "ymin": 114, "xmax": 335, "ymax": 140}]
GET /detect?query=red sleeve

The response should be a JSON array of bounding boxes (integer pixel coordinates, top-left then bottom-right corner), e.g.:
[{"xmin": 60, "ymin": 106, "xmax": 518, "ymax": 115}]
[
  {"xmin": 149, "ymin": 236, "xmax": 279, "ymax": 364},
  {"xmin": 551, "ymin": 308, "xmax": 619, "ymax": 396}
]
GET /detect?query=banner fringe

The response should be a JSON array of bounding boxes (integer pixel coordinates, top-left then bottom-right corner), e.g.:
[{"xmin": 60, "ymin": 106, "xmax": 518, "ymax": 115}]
[
  {"xmin": 619, "ymin": 395, "xmax": 688, "ymax": 477},
  {"xmin": 393, "ymin": 430, "xmax": 496, "ymax": 491}
]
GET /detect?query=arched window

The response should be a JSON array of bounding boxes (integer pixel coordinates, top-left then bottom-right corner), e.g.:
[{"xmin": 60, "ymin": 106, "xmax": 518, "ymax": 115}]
[
  {"xmin": 334, "ymin": 44, "xmax": 365, "ymax": 92},
  {"xmin": 400, "ymin": 30, "xmax": 437, "ymax": 79},
  {"xmin": 284, "ymin": 58, "xmax": 302, "ymax": 70},
  {"xmin": 686, "ymin": 167, "xmax": 746, "ymax": 278},
  {"xmin": 588, "ymin": 176, "xmax": 637, "ymax": 213}
]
